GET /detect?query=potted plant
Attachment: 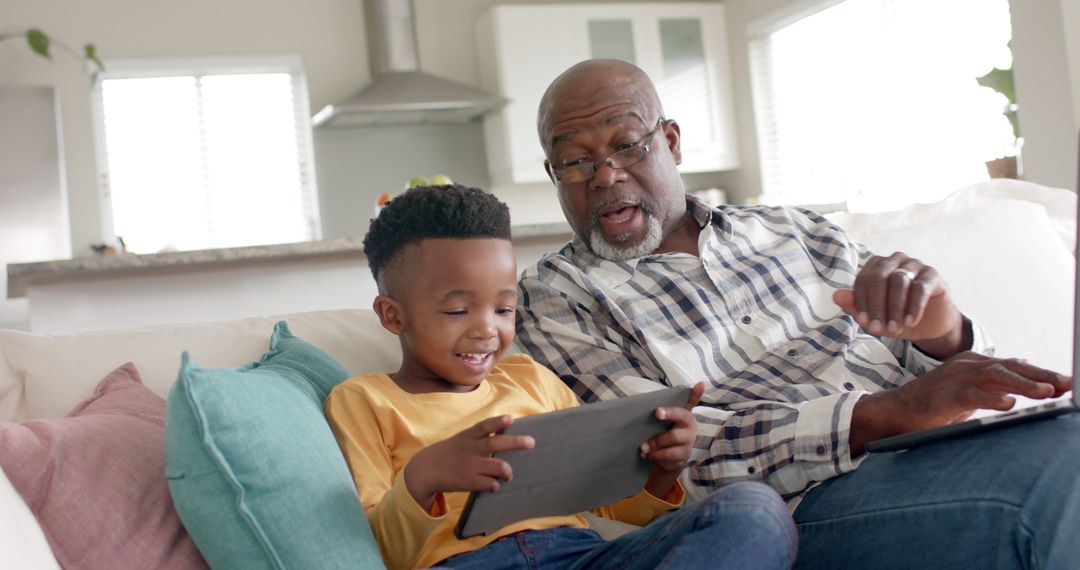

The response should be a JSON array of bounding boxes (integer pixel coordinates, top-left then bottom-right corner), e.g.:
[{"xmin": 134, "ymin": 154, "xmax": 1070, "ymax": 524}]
[
  {"xmin": 0, "ymin": 27, "xmax": 104, "ymax": 82},
  {"xmin": 976, "ymin": 62, "xmax": 1021, "ymax": 178}
]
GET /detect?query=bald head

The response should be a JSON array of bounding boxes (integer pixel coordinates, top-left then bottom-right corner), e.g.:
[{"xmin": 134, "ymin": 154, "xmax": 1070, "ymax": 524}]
[{"xmin": 537, "ymin": 59, "xmax": 665, "ymax": 155}]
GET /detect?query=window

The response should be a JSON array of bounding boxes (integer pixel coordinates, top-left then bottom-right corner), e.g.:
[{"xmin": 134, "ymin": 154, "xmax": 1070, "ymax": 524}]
[
  {"xmin": 92, "ymin": 57, "xmax": 319, "ymax": 254},
  {"xmin": 749, "ymin": 0, "xmax": 1016, "ymax": 211}
]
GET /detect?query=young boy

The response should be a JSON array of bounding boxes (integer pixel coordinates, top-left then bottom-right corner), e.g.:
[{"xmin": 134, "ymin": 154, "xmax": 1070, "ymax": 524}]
[{"xmin": 325, "ymin": 185, "xmax": 797, "ymax": 570}]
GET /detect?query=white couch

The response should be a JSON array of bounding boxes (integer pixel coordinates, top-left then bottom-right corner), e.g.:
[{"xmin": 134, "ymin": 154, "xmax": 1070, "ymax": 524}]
[{"xmin": 1, "ymin": 180, "xmax": 1075, "ymax": 568}]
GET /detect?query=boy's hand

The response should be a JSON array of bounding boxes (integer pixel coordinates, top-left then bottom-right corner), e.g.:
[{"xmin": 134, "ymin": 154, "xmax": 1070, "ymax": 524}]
[
  {"xmin": 404, "ymin": 415, "xmax": 535, "ymax": 511},
  {"xmin": 641, "ymin": 382, "xmax": 704, "ymax": 499}
]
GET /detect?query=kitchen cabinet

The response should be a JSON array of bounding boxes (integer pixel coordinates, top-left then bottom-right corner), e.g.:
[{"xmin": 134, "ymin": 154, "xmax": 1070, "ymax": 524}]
[{"xmin": 476, "ymin": 3, "xmax": 739, "ymax": 187}]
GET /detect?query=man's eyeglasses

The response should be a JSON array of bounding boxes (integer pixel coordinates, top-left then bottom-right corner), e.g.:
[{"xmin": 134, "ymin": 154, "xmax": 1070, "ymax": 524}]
[{"xmin": 550, "ymin": 118, "xmax": 667, "ymax": 184}]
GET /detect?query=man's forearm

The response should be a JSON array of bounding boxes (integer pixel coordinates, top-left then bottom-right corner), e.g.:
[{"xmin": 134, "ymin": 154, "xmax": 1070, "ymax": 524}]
[
  {"xmin": 849, "ymin": 392, "xmax": 902, "ymax": 457},
  {"xmin": 912, "ymin": 316, "xmax": 973, "ymax": 360}
]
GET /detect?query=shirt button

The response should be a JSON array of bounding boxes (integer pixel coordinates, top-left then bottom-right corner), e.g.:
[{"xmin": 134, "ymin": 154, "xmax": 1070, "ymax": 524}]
[
  {"xmin": 787, "ymin": 348, "xmax": 798, "ymax": 357},
  {"xmin": 843, "ymin": 382, "xmax": 855, "ymax": 390},
  {"xmin": 741, "ymin": 315, "xmax": 752, "ymax": 324},
  {"xmin": 815, "ymin": 445, "xmax": 827, "ymax": 456},
  {"xmin": 747, "ymin": 466, "xmax": 756, "ymax": 474}
]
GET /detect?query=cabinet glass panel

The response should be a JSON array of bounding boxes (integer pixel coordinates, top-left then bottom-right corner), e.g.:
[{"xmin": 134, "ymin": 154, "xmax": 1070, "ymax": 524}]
[
  {"xmin": 659, "ymin": 18, "xmax": 713, "ymax": 149},
  {"xmin": 588, "ymin": 20, "xmax": 636, "ymax": 64}
]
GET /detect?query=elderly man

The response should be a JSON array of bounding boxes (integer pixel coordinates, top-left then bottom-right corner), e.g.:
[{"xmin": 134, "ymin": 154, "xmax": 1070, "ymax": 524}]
[{"xmin": 516, "ymin": 59, "xmax": 1079, "ymax": 569}]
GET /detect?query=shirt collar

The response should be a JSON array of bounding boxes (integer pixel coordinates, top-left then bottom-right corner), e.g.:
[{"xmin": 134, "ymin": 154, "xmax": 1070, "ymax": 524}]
[
  {"xmin": 565, "ymin": 236, "xmax": 642, "ymax": 286},
  {"xmin": 686, "ymin": 193, "xmax": 733, "ymax": 240}
]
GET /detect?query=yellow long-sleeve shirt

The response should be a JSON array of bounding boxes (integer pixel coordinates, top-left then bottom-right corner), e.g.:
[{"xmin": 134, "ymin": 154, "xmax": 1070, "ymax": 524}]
[{"xmin": 325, "ymin": 353, "xmax": 684, "ymax": 570}]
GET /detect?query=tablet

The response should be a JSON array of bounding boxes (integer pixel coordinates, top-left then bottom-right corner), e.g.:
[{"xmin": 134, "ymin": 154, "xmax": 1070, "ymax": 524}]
[{"xmin": 454, "ymin": 386, "xmax": 692, "ymax": 539}]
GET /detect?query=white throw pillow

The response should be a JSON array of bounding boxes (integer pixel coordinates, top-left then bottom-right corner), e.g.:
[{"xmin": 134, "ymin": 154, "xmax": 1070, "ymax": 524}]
[
  {"xmin": 833, "ymin": 179, "xmax": 1077, "ymax": 254},
  {"xmin": 0, "ymin": 466, "xmax": 60, "ymax": 570},
  {"xmin": 831, "ymin": 198, "xmax": 1075, "ymax": 374},
  {"xmin": 0, "ymin": 308, "xmax": 400, "ymax": 420}
]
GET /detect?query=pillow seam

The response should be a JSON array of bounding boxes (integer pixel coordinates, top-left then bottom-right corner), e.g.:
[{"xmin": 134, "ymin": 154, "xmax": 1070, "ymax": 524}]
[{"xmin": 183, "ymin": 370, "xmax": 289, "ymax": 570}]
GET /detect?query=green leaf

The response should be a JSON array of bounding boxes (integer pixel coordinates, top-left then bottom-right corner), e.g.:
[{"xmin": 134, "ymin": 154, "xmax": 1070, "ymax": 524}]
[
  {"xmin": 84, "ymin": 43, "xmax": 104, "ymax": 73},
  {"xmin": 1004, "ymin": 108, "xmax": 1021, "ymax": 140},
  {"xmin": 975, "ymin": 67, "xmax": 1015, "ymax": 104},
  {"xmin": 26, "ymin": 28, "xmax": 51, "ymax": 59}
]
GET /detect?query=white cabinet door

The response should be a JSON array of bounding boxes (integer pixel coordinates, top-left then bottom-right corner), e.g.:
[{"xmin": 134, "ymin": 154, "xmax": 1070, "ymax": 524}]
[
  {"xmin": 478, "ymin": 6, "xmax": 588, "ymax": 186},
  {"xmin": 477, "ymin": 3, "xmax": 738, "ymax": 187},
  {"xmin": 646, "ymin": 5, "xmax": 739, "ymax": 173}
]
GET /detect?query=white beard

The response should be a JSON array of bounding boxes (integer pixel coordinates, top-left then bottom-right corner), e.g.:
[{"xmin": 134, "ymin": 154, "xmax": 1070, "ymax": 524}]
[{"xmin": 589, "ymin": 214, "xmax": 663, "ymax": 261}]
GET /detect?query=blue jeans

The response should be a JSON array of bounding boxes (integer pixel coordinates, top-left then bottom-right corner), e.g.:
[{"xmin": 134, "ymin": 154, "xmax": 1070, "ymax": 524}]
[
  {"xmin": 794, "ymin": 413, "xmax": 1080, "ymax": 569},
  {"xmin": 436, "ymin": 481, "xmax": 797, "ymax": 569}
]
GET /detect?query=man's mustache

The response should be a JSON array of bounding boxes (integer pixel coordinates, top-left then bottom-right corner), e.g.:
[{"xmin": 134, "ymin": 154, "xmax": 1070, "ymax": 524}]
[{"xmin": 589, "ymin": 194, "xmax": 653, "ymax": 225}]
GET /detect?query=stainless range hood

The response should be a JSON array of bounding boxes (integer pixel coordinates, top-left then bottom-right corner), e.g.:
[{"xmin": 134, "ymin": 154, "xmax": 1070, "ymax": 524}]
[{"xmin": 313, "ymin": 0, "xmax": 505, "ymax": 127}]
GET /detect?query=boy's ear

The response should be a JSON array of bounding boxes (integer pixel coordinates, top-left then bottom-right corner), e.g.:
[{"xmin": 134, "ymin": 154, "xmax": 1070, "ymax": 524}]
[{"xmin": 372, "ymin": 295, "xmax": 405, "ymax": 335}]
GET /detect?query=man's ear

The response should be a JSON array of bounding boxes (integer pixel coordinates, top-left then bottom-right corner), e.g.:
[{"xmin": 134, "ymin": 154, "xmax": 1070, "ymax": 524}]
[
  {"xmin": 372, "ymin": 295, "xmax": 405, "ymax": 335},
  {"xmin": 663, "ymin": 120, "xmax": 683, "ymax": 165},
  {"xmin": 544, "ymin": 159, "xmax": 557, "ymax": 185}
]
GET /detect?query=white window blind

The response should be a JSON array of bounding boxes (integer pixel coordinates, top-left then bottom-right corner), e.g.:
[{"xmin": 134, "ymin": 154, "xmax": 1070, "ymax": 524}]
[
  {"xmin": 94, "ymin": 59, "xmax": 318, "ymax": 254},
  {"xmin": 749, "ymin": 0, "xmax": 1016, "ymax": 212}
]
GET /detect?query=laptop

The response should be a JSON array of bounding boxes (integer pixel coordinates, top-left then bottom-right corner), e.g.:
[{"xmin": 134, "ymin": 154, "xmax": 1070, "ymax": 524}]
[{"xmin": 866, "ymin": 144, "xmax": 1080, "ymax": 453}]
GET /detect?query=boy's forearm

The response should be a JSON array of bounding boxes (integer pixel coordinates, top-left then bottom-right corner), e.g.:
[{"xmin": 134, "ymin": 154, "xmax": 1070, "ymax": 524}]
[{"xmin": 404, "ymin": 461, "xmax": 438, "ymax": 511}]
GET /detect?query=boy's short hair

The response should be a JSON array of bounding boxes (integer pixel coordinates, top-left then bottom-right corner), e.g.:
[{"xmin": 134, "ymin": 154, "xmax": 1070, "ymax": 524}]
[{"xmin": 363, "ymin": 184, "xmax": 512, "ymax": 296}]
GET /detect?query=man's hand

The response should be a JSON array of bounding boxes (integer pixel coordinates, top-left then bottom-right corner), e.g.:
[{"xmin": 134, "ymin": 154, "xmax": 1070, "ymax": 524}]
[
  {"xmin": 641, "ymin": 382, "xmax": 705, "ymax": 498},
  {"xmin": 833, "ymin": 252, "xmax": 966, "ymax": 358},
  {"xmin": 404, "ymin": 415, "xmax": 535, "ymax": 511},
  {"xmin": 850, "ymin": 352, "xmax": 1072, "ymax": 455}
]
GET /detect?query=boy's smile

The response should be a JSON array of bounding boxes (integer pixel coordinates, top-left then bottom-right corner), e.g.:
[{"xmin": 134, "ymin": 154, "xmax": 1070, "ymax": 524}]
[
  {"xmin": 457, "ymin": 351, "xmax": 495, "ymax": 371},
  {"xmin": 379, "ymin": 237, "xmax": 518, "ymax": 394}
]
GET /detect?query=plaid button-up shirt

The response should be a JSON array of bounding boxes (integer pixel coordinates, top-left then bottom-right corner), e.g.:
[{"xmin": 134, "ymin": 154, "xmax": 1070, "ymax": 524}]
[{"xmin": 516, "ymin": 196, "xmax": 992, "ymax": 504}]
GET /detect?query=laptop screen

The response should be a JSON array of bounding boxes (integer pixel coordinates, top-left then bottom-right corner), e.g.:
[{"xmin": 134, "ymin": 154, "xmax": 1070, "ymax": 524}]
[{"xmin": 1074, "ymin": 131, "xmax": 1080, "ymax": 402}]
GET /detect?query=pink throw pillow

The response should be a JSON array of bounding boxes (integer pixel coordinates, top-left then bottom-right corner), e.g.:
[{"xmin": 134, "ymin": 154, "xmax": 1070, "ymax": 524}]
[{"xmin": 0, "ymin": 363, "xmax": 207, "ymax": 569}]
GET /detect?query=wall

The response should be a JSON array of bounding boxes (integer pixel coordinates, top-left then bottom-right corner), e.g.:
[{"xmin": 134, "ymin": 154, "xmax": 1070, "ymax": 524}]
[
  {"xmin": 0, "ymin": 87, "xmax": 69, "ymax": 331},
  {"xmin": 1067, "ymin": 0, "xmax": 1080, "ymax": 130},
  {"xmin": 315, "ymin": 123, "xmax": 492, "ymax": 240},
  {"xmin": 721, "ymin": 0, "xmax": 1080, "ymax": 201},
  {"xmin": 1010, "ymin": 0, "xmax": 1080, "ymax": 191},
  {"xmin": 0, "ymin": 0, "xmax": 370, "ymax": 258}
]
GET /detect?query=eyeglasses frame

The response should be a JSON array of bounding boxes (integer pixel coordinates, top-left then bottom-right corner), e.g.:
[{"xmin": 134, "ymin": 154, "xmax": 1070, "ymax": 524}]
[{"xmin": 548, "ymin": 117, "xmax": 669, "ymax": 184}]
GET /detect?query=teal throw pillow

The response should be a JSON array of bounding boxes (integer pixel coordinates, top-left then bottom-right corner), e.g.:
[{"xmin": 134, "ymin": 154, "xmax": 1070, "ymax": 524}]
[{"xmin": 164, "ymin": 321, "xmax": 384, "ymax": 570}]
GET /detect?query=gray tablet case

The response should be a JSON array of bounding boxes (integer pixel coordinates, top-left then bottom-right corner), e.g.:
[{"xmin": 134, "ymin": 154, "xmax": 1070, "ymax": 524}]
[{"xmin": 454, "ymin": 386, "xmax": 692, "ymax": 539}]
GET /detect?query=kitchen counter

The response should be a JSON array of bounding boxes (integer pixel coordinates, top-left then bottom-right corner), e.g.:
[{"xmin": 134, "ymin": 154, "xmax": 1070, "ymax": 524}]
[{"xmin": 6, "ymin": 222, "xmax": 572, "ymax": 299}]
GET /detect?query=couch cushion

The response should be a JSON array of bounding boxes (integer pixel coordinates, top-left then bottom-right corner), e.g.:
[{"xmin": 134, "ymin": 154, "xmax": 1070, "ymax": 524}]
[
  {"xmin": 829, "ymin": 189, "xmax": 1075, "ymax": 373},
  {"xmin": 165, "ymin": 321, "xmax": 384, "ymax": 569},
  {"xmin": 0, "ymin": 308, "xmax": 399, "ymax": 421},
  {"xmin": 0, "ymin": 351, "xmax": 22, "ymax": 422},
  {"xmin": 0, "ymin": 466, "xmax": 59, "ymax": 570},
  {"xmin": 0, "ymin": 363, "xmax": 207, "ymax": 569}
]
